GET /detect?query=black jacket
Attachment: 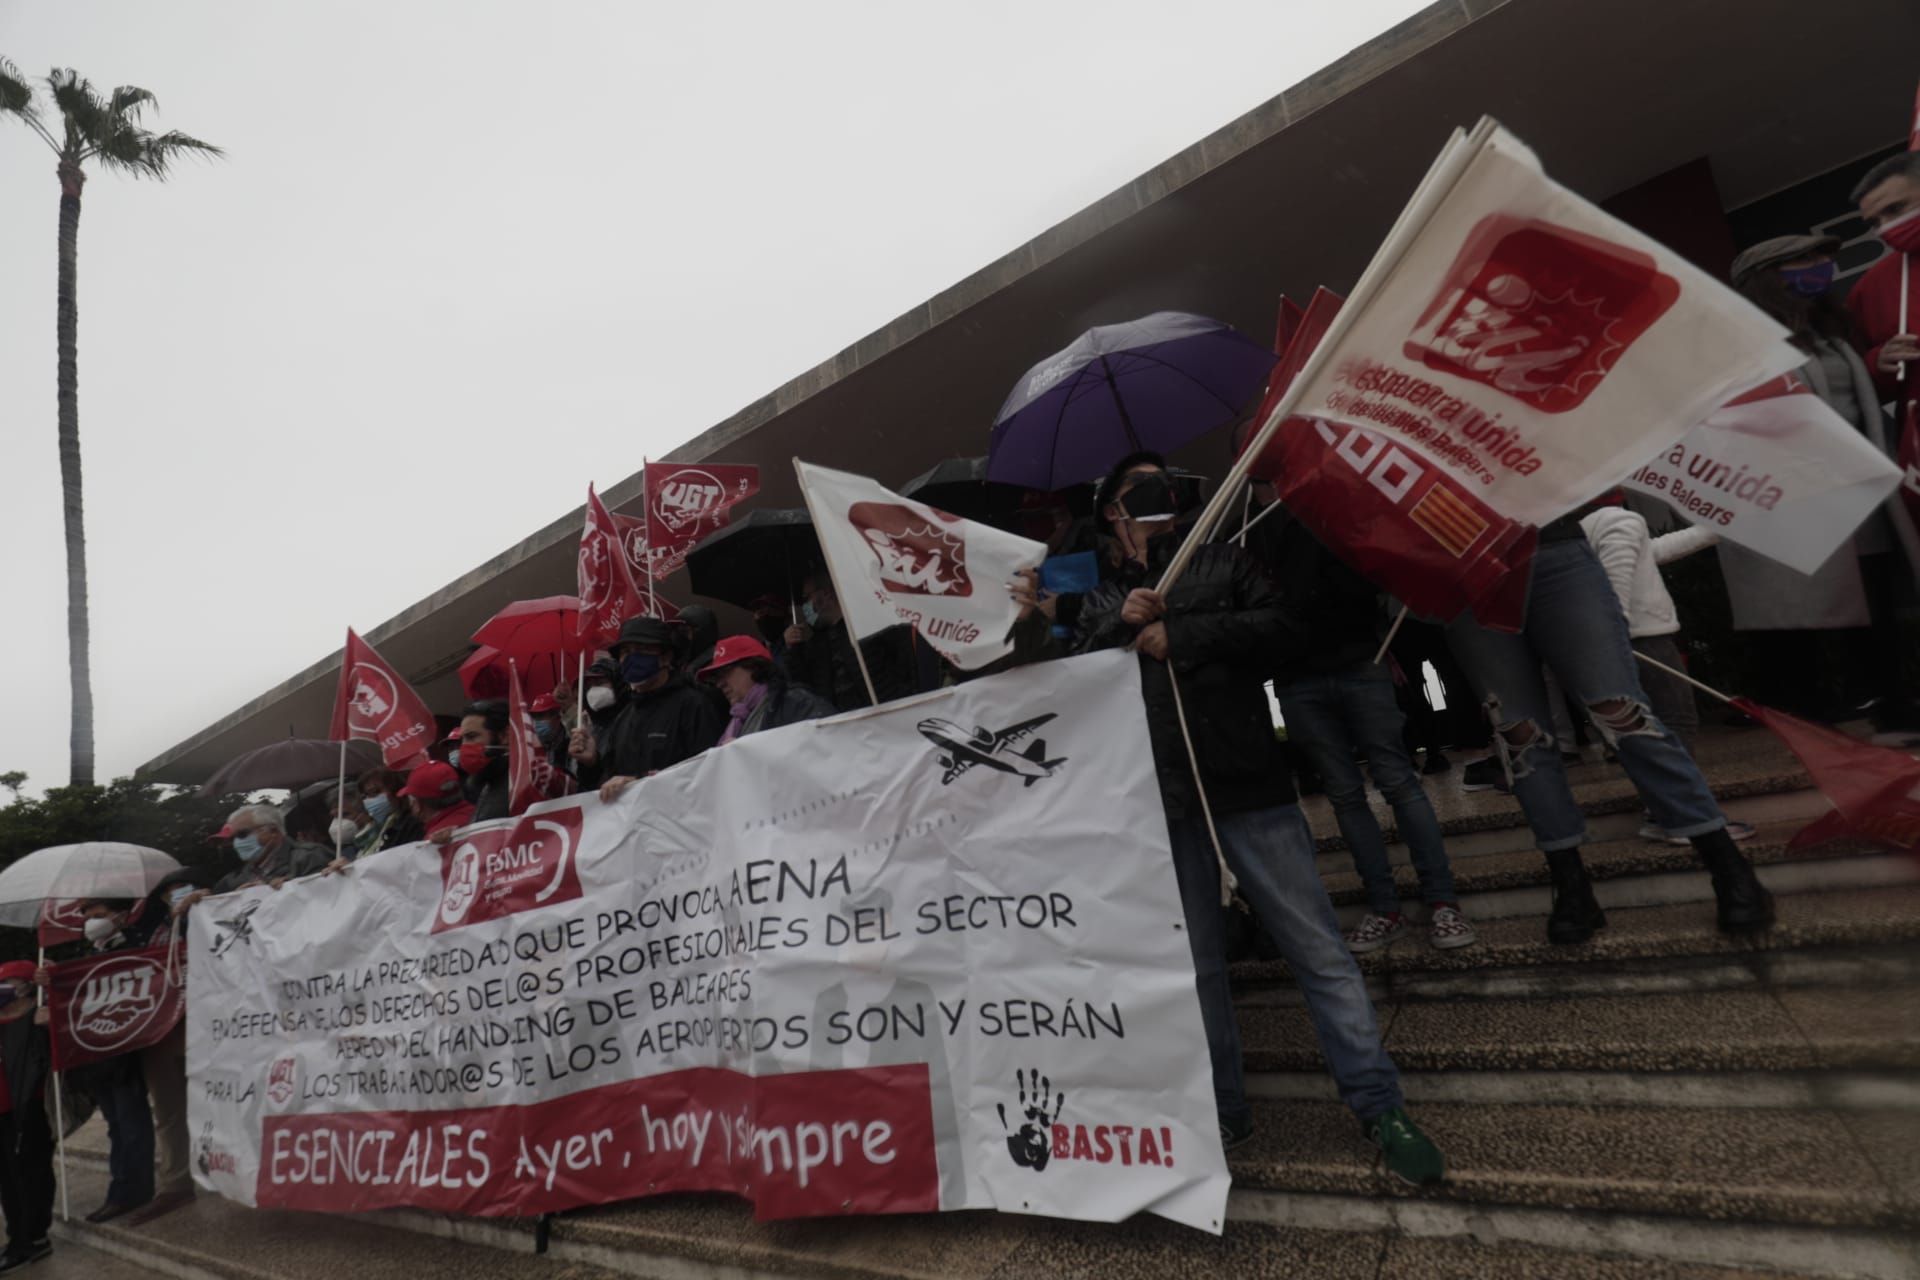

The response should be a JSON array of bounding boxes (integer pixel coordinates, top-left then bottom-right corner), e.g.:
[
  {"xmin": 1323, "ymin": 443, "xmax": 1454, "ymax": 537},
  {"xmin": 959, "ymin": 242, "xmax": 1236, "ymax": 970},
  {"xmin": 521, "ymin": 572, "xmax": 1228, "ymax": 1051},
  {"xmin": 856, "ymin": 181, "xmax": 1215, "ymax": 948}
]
[
  {"xmin": 465, "ymin": 759, "xmax": 511, "ymax": 823},
  {"xmin": 1241, "ymin": 503, "xmax": 1384, "ymax": 683},
  {"xmin": 578, "ymin": 675, "xmax": 724, "ymax": 783},
  {"xmin": 788, "ymin": 620, "xmax": 918, "ymax": 711},
  {"xmin": 746, "ymin": 680, "xmax": 837, "ymax": 736},
  {"xmin": 0, "ymin": 1017, "xmax": 51, "ymax": 1140},
  {"xmin": 1072, "ymin": 534, "xmax": 1309, "ymax": 820}
]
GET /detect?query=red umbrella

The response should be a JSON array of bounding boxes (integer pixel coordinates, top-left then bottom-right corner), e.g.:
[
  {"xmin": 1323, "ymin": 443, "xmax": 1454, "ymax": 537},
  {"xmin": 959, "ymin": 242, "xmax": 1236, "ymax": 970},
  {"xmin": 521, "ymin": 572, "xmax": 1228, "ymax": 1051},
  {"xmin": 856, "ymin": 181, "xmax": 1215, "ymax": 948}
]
[
  {"xmin": 472, "ymin": 596, "xmax": 591, "ymax": 658},
  {"xmin": 459, "ymin": 644, "xmax": 564, "ymax": 701}
]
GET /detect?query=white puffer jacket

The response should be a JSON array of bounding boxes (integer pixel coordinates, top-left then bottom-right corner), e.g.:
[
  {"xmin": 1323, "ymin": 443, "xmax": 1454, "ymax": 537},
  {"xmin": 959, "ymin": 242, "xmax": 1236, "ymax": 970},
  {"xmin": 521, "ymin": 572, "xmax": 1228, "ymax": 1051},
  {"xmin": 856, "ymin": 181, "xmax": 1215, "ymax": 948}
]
[{"xmin": 1579, "ymin": 508, "xmax": 1719, "ymax": 638}]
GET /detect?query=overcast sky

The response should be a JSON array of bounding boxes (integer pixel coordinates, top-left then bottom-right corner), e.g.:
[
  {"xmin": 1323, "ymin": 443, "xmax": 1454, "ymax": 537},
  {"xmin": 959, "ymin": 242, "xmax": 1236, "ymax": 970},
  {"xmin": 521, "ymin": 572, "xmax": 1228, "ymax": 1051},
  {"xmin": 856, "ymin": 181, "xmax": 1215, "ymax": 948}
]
[{"xmin": 0, "ymin": 0, "xmax": 1428, "ymax": 794}]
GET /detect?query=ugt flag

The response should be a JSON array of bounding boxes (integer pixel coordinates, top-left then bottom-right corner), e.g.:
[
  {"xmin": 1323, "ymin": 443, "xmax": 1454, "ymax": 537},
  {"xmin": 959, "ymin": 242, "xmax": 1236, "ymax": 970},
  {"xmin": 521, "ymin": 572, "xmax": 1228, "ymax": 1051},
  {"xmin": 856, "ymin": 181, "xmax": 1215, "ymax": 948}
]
[
  {"xmin": 578, "ymin": 483, "xmax": 650, "ymax": 645},
  {"xmin": 47, "ymin": 941, "xmax": 186, "ymax": 1070},
  {"xmin": 1623, "ymin": 374, "xmax": 1904, "ymax": 574},
  {"xmin": 644, "ymin": 463, "xmax": 759, "ymax": 579},
  {"xmin": 607, "ymin": 511, "xmax": 681, "ymax": 621},
  {"xmin": 505, "ymin": 659, "xmax": 576, "ymax": 816},
  {"xmin": 1245, "ymin": 288, "xmax": 1538, "ymax": 629},
  {"xmin": 1263, "ymin": 119, "xmax": 1803, "ymax": 536},
  {"xmin": 330, "ymin": 629, "xmax": 437, "ymax": 770},
  {"xmin": 797, "ymin": 461, "xmax": 1045, "ymax": 670},
  {"xmin": 1733, "ymin": 698, "xmax": 1920, "ymax": 855}
]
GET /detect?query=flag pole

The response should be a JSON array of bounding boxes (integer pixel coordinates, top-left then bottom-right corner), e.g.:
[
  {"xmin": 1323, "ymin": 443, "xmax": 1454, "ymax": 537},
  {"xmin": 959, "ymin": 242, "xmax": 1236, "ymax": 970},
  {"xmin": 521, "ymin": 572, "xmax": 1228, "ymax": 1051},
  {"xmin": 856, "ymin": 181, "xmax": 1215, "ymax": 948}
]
[
  {"xmin": 1633, "ymin": 650, "xmax": 1736, "ymax": 706},
  {"xmin": 332, "ymin": 738, "xmax": 347, "ymax": 861},
  {"xmin": 1898, "ymin": 255, "xmax": 1910, "ymax": 383},
  {"xmin": 39, "ymin": 945, "xmax": 69, "ymax": 1221},
  {"xmin": 1153, "ymin": 119, "xmax": 1490, "ymax": 597},
  {"xmin": 1373, "ymin": 604, "xmax": 1410, "ymax": 666},
  {"xmin": 791, "ymin": 458, "xmax": 880, "ymax": 707}
]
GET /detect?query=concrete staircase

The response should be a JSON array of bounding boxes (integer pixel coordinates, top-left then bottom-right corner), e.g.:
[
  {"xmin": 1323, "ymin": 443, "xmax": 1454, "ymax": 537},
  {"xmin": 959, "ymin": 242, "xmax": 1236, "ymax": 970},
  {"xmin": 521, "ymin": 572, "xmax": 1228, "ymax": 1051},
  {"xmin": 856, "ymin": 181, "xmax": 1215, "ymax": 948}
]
[{"xmin": 49, "ymin": 729, "xmax": 1920, "ymax": 1279}]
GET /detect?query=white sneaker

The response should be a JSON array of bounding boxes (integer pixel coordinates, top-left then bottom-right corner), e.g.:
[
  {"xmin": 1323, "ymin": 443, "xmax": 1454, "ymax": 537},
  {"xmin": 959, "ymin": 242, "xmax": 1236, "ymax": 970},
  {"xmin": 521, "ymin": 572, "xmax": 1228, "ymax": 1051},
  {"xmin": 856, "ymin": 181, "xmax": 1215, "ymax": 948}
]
[
  {"xmin": 1345, "ymin": 912, "xmax": 1409, "ymax": 954},
  {"xmin": 1427, "ymin": 904, "xmax": 1478, "ymax": 950}
]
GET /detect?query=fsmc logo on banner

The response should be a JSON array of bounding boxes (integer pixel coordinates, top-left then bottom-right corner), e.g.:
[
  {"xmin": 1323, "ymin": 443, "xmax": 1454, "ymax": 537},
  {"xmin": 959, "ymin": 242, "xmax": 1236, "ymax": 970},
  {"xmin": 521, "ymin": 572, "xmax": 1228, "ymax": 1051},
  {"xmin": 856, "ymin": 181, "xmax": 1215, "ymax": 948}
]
[
  {"xmin": 1403, "ymin": 216, "xmax": 1679, "ymax": 413},
  {"xmin": 435, "ymin": 808, "xmax": 586, "ymax": 933},
  {"xmin": 69, "ymin": 953, "xmax": 171, "ymax": 1055},
  {"xmin": 346, "ymin": 662, "xmax": 427, "ymax": 760}
]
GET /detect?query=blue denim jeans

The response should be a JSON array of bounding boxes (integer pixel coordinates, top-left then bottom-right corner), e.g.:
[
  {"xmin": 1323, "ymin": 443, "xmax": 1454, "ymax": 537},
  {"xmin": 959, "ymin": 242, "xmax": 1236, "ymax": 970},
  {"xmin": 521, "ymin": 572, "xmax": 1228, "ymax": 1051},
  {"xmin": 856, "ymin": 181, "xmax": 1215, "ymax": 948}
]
[
  {"xmin": 1279, "ymin": 664, "xmax": 1459, "ymax": 916},
  {"xmin": 1168, "ymin": 803, "xmax": 1404, "ymax": 1127},
  {"xmin": 95, "ymin": 1067, "xmax": 155, "ymax": 1207},
  {"xmin": 1447, "ymin": 539, "xmax": 1726, "ymax": 852}
]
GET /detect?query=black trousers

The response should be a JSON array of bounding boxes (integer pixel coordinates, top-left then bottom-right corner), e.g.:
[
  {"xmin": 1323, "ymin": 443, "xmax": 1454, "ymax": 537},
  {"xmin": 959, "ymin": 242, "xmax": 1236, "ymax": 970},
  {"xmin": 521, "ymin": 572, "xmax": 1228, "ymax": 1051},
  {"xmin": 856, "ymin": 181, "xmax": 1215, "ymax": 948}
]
[{"xmin": 0, "ymin": 1102, "xmax": 54, "ymax": 1253}]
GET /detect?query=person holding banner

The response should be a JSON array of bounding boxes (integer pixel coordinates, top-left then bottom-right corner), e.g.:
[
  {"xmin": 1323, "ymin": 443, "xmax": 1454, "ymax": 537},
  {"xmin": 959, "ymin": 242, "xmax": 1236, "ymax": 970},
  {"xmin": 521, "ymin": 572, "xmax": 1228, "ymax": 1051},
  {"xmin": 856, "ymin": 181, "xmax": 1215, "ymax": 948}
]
[
  {"xmin": 206, "ymin": 804, "xmax": 329, "ymax": 896},
  {"xmin": 1728, "ymin": 233, "xmax": 1920, "ymax": 731},
  {"xmin": 397, "ymin": 761, "xmax": 476, "ymax": 840},
  {"xmin": 568, "ymin": 615, "xmax": 723, "ymax": 800},
  {"xmin": 1017, "ymin": 452, "xmax": 1445, "ymax": 1183},
  {"xmin": 1446, "ymin": 514, "xmax": 1774, "ymax": 944},
  {"xmin": 47, "ymin": 901, "xmax": 154, "ymax": 1223},
  {"xmin": 0, "ymin": 962, "xmax": 54, "ymax": 1272}
]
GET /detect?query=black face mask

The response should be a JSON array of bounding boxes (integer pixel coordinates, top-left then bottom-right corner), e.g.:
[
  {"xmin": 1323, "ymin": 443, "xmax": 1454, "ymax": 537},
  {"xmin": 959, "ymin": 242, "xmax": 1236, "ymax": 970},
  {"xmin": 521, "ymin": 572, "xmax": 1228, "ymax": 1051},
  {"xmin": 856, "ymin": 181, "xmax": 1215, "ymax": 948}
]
[{"xmin": 1119, "ymin": 475, "xmax": 1178, "ymax": 523}]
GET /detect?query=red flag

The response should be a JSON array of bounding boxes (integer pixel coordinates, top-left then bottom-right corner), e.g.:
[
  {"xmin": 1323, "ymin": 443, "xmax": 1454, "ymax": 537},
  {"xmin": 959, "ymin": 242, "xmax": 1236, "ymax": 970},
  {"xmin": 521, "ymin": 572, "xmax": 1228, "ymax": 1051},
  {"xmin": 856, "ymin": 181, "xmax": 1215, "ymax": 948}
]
[
  {"xmin": 644, "ymin": 463, "xmax": 759, "ymax": 579},
  {"xmin": 505, "ymin": 660, "xmax": 575, "ymax": 816},
  {"xmin": 1244, "ymin": 289, "xmax": 1537, "ymax": 630},
  {"xmin": 578, "ymin": 484, "xmax": 650, "ymax": 645},
  {"xmin": 1731, "ymin": 698, "xmax": 1920, "ymax": 855},
  {"xmin": 36, "ymin": 898, "xmax": 90, "ymax": 949},
  {"xmin": 330, "ymin": 629, "xmax": 437, "ymax": 770},
  {"xmin": 608, "ymin": 513, "xmax": 681, "ymax": 621},
  {"xmin": 46, "ymin": 941, "xmax": 186, "ymax": 1070}
]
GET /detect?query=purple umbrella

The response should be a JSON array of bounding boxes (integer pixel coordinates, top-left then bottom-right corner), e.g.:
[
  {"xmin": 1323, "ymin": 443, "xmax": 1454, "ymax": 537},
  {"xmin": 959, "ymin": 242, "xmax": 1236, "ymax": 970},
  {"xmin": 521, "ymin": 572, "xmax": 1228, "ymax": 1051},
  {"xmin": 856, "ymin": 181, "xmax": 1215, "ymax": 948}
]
[{"xmin": 987, "ymin": 311, "xmax": 1277, "ymax": 492}]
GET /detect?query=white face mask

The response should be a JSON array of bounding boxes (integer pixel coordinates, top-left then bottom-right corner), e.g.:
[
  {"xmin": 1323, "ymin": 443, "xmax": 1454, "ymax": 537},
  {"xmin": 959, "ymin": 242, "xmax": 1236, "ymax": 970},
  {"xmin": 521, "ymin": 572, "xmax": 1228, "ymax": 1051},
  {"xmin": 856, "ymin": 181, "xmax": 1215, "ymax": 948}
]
[
  {"xmin": 328, "ymin": 818, "xmax": 361, "ymax": 844},
  {"xmin": 585, "ymin": 686, "xmax": 617, "ymax": 712},
  {"xmin": 83, "ymin": 915, "xmax": 122, "ymax": 945}
]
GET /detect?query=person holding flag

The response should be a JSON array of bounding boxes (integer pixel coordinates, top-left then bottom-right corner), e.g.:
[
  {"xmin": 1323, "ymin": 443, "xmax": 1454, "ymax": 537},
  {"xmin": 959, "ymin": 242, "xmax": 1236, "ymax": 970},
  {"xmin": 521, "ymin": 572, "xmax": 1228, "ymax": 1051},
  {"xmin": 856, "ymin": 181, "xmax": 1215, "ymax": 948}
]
[
  {"xmin": 1847, "ymin": 152, "xmax": 1920, "ymax": 401},
  {"xmin": 568, "ymin": 616, "xmax": 723, "ymax": 800},
  {"xmin": 1014, "ymin": 452, "xmax": 1445, "ymax": 1183}
]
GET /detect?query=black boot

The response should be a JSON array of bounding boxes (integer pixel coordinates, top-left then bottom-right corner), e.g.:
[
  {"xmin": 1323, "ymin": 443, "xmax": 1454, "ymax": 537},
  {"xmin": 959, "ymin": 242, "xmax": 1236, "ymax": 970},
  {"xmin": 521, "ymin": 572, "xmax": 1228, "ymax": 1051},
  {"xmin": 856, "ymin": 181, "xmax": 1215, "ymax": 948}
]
[
  {"xmin": 1545, "ymin": 849, "xmax": 1606, "ymax": 944},
  {"xmin": 1692, "ymin": 829, "xmax": 1774, "ymax": 933}
]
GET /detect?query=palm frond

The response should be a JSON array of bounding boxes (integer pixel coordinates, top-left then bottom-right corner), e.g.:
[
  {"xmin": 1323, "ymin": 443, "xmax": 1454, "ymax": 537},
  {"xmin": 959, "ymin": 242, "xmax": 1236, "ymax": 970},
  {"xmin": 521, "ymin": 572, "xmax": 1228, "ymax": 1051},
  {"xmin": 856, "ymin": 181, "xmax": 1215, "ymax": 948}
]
[
  {"xmin": 0, "ymin": 55, "xmax": 37, "ymax": 119},
  {"xmin": 46, "ymin": 67, "xmax": 107, "ymax": 152},
  {"xmin": 108, "ymin": 85, "xmax": 157, "ymax": 121}
]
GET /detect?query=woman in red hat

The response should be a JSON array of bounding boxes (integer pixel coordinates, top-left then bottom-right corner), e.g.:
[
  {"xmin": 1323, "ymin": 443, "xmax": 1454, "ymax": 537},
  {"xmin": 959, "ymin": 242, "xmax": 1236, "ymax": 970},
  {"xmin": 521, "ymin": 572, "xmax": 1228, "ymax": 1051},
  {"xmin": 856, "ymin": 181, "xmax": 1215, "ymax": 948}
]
[{"xmin": 699, "ymin": 635, "xmax": 835, "ymax": 744}]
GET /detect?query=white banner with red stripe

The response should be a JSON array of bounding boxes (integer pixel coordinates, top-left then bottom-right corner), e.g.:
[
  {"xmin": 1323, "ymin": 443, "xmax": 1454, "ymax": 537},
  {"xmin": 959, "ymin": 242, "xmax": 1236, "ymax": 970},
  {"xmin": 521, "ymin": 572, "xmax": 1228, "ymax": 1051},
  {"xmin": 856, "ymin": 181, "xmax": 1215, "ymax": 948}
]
[{"xmin": 186, "ymin": 652, "xmax": 1228, "ymax": 1230}]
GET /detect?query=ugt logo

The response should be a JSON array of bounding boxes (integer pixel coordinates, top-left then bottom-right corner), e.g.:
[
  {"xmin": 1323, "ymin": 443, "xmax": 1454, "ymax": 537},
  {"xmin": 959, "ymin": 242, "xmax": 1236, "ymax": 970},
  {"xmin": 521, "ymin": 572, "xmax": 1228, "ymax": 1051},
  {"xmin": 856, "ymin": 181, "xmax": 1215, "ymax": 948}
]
[
  {"xmin": 997, "ymin": 1068, "xmax": 1064, "ymax": 1172},
  {"xmin": 69, "ymin": 955, "xmax": 169, "ymax": 1054},
  {"xmin": 1403, "ymin": 215, "xmax": 1679, "ymax": 413},
  {"xmin": 266, "ymin": 1057, "xmax": 299, "ymax": 1109},
  {"xmin": 346, "ymin": 663, "xmax": 397, "ymax": 732},
  {"xmin": 848, "ymin": 502, "xmax": 971, "ymax": 597},
  {"xmin": 655, "ymin": 469, "xmax": 726, "ymax": 534},
  {"xmin": 433, "ymin": 808, "xmax": 585, "ymax": 933}
]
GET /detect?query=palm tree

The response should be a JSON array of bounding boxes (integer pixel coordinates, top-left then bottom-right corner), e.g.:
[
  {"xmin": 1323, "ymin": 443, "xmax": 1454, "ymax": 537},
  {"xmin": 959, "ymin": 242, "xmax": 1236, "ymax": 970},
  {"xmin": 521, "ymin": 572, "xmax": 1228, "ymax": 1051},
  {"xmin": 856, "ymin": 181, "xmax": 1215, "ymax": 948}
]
[{"xmin": 0, "ymin": 61, "xmax": 220, "ymax": 786}]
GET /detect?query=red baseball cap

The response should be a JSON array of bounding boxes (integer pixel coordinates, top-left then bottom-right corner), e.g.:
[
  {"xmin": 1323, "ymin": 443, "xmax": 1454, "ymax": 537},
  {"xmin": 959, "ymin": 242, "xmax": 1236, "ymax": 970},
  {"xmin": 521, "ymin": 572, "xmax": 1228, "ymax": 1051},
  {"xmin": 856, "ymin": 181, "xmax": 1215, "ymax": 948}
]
[
  {"xmin": 444, "ymin": 726, "xmax": 461, "ymax": 741},
  {"xmin": 397, "ymin": 761, "xmax": 463, "ymax": 801},
  {"xmin": 529, "ymin": 693, "xmax": 559, "ymax": 714},
  {"xmin": 210, "ymin": 823, "xmax": 234, "ymax": 842},
  {"xmin": 699, "ymin": 635, "xmax": 772, "ymax": 680}
]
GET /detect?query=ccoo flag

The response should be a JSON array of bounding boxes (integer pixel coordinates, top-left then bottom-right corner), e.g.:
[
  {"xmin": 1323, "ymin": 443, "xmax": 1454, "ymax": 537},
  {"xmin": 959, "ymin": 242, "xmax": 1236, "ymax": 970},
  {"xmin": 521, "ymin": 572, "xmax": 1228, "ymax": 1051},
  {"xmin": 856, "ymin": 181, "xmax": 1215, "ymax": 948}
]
[
  {"xmin": 330, "ymin": 629, "xmax": 438, "ymax": 770},
  {"xmin": 796, "ymin": 460, "xmax": 1045, "ymax": 670}
]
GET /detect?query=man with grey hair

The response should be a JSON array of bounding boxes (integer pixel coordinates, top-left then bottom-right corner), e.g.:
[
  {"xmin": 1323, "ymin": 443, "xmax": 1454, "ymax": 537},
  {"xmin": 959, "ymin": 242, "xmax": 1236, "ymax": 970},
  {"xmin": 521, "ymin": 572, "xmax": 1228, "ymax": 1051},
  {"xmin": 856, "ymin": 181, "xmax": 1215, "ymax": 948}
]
[{"xmin": 207, "ymin": 804, "xmax": 330, "ymax": 896}]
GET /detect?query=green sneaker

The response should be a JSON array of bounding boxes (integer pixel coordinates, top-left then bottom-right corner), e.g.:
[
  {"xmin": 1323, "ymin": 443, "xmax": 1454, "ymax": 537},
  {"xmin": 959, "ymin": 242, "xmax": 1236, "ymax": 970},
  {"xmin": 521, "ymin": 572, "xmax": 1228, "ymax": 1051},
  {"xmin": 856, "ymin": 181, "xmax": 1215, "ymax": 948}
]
[{"xmin": 1364, "ymin": 1107, "xmax": 1446, "ymax": 1186}]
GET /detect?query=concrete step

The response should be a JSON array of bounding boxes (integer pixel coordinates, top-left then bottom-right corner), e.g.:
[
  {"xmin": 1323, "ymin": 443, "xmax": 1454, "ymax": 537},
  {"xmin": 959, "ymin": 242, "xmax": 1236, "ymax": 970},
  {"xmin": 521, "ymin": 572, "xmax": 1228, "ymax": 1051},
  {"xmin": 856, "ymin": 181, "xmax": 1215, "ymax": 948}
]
[
  {"xmin": 1229, "ymin": 1097, "xmax": 1920, "ymax": 1233},
  {"xmin": 47, "ymin": 1160, "xmax": 620, "ymax": 1280},
  {"xmin": 377, "ymin": 1191, "xmax": 1859, "ymax": 1280},
  {"xmin": 1302, "ymin": 729, "xmax": 1825, "ymax": 860},
  {"xmin": 1318, "ymin": 825, "xmax": 1919, "ymax": 925},
  {"xmin": 1238, "ymin": 984, "xmax": 1920, "ymax": 1109},
  {"xmin": 1230, "ymin": 884, "xmax": 1920, "ymax": 1001}
]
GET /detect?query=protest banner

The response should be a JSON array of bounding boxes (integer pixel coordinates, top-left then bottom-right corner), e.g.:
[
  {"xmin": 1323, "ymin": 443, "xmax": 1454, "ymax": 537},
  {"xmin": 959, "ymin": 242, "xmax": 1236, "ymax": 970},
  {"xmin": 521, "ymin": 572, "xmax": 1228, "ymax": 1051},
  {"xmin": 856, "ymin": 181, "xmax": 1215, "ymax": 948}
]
[
  {"xmin": 578, "ymin": 484, "xmax": 650, "ymax": 644},
  {"xmin": 48, "ymin": 941, "xmax": 186, "ymax": 1070},
  {"xmin": 186, "ymin": 651, "xmax": 1229, "ymax": 1230},
  {"xmin": 1162, "ymin": 117, "xmax": 1803, "ymax": 600},
  {"xmin": 797, "ymin": 461, "xmax": 1046, "ymax": 669},
  {"xmin": 330, "ymin": 630, "xmax": 438, "ymax": 771},
  {"xmin": 645, "ymin": 464, "xmax": 759, "ymax": 579},
  {"xmin": 1623, "ymin": 374, "xmax": 1903, "ymax": 574}
]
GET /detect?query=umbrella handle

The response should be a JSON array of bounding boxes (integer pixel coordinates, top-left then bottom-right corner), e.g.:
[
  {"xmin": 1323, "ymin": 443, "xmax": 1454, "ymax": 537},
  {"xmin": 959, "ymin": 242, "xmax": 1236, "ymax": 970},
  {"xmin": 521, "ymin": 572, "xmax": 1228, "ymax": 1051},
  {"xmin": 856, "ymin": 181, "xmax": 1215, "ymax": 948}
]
[{"xmin": 1099, "ymin": 353, "xmax": 1145, "ymax": 452}]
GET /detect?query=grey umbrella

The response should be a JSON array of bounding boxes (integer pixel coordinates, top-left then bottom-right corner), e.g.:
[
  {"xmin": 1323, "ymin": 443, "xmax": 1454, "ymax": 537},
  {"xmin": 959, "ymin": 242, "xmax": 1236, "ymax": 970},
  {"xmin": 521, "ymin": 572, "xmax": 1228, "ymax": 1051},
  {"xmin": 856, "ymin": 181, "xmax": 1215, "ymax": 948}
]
[
  {"xmin": 198, "ymin": 738, "xmax": 383, "ymax": 797},
  {"xmin": 0, "ymin": 842, "xmax": 180, "ymax": 929}
]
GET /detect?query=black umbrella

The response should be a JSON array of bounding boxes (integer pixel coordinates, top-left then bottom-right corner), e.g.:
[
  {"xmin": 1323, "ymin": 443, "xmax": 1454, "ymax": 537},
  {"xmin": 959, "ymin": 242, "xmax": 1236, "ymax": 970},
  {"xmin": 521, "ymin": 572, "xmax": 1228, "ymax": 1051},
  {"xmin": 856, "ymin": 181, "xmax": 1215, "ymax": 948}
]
[
  {"xmin": 903, "ymin": 456, "xmax": 1211, "ymax": 532},
  {"xmin": 685, "ymin": 508, "xmax": 822, "ymax": 610},
  {"xmin": 199, "ymin": 738, "xmax": 383, "ymax": 797}
]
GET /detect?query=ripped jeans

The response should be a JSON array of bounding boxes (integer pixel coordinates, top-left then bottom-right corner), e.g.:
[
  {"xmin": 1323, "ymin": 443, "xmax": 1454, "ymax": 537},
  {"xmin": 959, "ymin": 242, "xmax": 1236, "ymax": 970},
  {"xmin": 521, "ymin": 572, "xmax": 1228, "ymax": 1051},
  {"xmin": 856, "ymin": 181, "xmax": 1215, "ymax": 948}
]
[{"xmin": 1447, "ymin": 539, "xmax": 1725, "ymax": 852}]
